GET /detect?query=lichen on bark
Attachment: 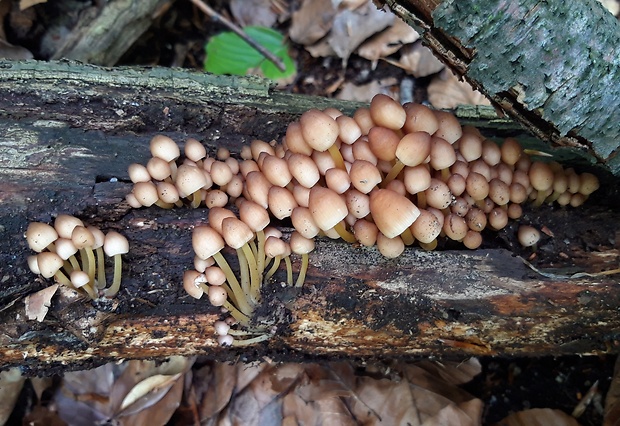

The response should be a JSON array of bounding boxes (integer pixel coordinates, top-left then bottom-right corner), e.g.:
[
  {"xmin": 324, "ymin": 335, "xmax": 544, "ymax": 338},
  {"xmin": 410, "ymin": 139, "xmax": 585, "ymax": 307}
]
[{"xmin": 433, "ymin": 0, "xmax": 620, "ymax": 173}]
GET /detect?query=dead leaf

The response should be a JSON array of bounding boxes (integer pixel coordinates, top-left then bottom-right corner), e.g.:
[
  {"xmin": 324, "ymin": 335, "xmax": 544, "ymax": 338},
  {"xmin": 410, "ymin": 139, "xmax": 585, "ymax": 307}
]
[
  {"xmin": 357, "ymin": 18, "xmax": 420, "ymax": 61},
  {"xmin": 498, "ymin": 408, "xmax": 580, "ymax": 426},
  {"xmin": 19, "ymin": 0, "xmax": 46, "ymax": 11},
  {"xmin": 289, "ymin": 0, "xmax": 337, "ymax": 46},
  {"xmin": 25, "ymin": 284, "xmax": 58, "ymax": 322},
  {"xmin": 0, "ymin": 367, "xmax": 25, "ymax": 425},
  {"xmin": 230, "ymin": 0, "xmax": 279, "ymax": 28},
  {"xmin": 428, "ymin": 68, "xmax": 491, "ymax": 109},
  {"xmin": 392, "ymin": 41, "xmax": 445, "ymax": 78},
  {"xmin": 336, "ymin": 77, "xmax": 399, "ymax": 103}
]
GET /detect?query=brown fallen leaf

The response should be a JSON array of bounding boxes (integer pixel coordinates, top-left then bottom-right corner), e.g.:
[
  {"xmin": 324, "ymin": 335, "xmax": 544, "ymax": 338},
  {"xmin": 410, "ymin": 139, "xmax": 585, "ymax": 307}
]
[
  {"xmin": 230, "ymin": 0, "xmax": 280, "ymax": 28},
  {"xmin": 19, "ymin": 0, "xmax": 46, "ymax": 11},
  {"xmin": 604, "ymin": 355, "xmax": 620, "ymax": 426},
  {"xmin": 24, "ymin": 284, "xmax": 59, "ymax": 322},
  {"xmin": 289, "ymin": 0, "xmax": 337, "ymax": 46},
  {"xmin": 428, "ymin": 68, "xmax": 491, "ymax": 109},
  {"xmin": 0, "ymin": 367, "xmax": 25, "ymax": 425},
  {"xmin": 357, "ymin": 18, "xmax": 420, "ymax": 62},
  {"xmin": 497, "ymin": 408, "xmax": 580, "ymax": 426},
  {"xmin": 390, "ymin": 41, "xmax": 445, "ymax": 78},
  {"xmin": 336, "ymin": 78, "xmax": 399, "ymax": 103}
]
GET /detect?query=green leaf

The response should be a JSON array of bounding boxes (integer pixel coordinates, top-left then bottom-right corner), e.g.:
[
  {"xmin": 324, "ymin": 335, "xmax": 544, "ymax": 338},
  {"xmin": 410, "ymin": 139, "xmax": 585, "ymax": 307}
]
[{"xmin": 204, "ymin": 26, "xmax": 296, "ymax": 80}]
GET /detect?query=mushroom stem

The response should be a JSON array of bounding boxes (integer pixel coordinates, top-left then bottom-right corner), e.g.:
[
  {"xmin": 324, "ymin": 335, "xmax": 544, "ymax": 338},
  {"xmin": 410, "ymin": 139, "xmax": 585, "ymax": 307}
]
[
  {"xmin": 222, "ymin": 301, "xmax": 251, "ymax": 326},
  {"xmin": 333, "ymin": 221, "xmax": 357, "ymax": 243},
  {"xmin": 327, "ymin": 144, "xmax": 347, "ymax": 171},
  {"xmin": 295, "ymin": 253, "xmax": 309, "ymax": 288},
  {"xmin": 190, "ymin": 191, "xmax": 202, "ymax": 208},
  {"xmin": 236, "ymin": 248, "xmax": 251, "ymax": 301},
  {"xmin": 241, "ymin": 244, "xmax": 261, "ymax": 304},
  {"xmin": 103, "ymin": 254, "xmax": 123, "ymax": 298},
  {"xmin": 256, "ymin": 230, "xmax": 266, "ymax": 276},
  {"xmin": 213, "ymin": 252, "xmax": 254, "ymax": 316},
  {"xmin": 264, "ymin": 255, "xmax": 281, "ymax": 282},
  {"xmin": 401, "ymin": 228, "xmax": 415, "ymax": 246},
  {"xmin": 95, "ymin": 246, "xmax": 106, "ymax": 290},
  {"xmin": 284, "ymin": 256, "xmax": 293, "ymax": 286},
  {"xmin": 419, "ymin": 239, "xmax": 438, "ymax": 251},
  {"xmin": 80, "ymin": 248, "xmax": 96, "ymax": 285},
  {"xmin": 54, "ymin": 270, "xmax": 72, "ymax": 288},
  {"xmin": 382, "ymin": 160, "xmax": 405, "ymax": 187}
]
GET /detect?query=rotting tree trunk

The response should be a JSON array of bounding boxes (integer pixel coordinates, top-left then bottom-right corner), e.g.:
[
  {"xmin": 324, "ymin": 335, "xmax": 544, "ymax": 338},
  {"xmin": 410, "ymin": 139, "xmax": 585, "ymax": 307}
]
[
  {"xmin": 383, "ymin": 0, "xmax": 620, "ymax": 175},
  {"xmin": 0, "ymin": 60, "xmax": 619, "ymax": 375}
]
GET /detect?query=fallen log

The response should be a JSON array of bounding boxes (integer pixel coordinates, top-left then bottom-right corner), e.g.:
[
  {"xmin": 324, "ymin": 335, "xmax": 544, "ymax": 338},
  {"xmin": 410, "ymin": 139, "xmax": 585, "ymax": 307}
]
[{"xmin": 0, "ymin": 60, "xmax": 618, "ymax": 375}]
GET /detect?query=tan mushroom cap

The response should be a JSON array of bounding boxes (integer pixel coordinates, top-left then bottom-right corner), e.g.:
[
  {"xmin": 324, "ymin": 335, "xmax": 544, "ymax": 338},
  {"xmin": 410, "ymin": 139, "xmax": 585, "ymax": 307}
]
[
  {"xmin": 103, "ymin": 231, "xmax": 129, "ymax": 257},
  {"xmin": 403, "ymin": 164, "xmax": 432, "ymax": 195},
  {"xmin": 205, "ymin": 266, "xmax": 226, "ymax": 286},
  {"xmin": 369, "ymin": 188, "xmax": 420, "ymax": 238},
  {"xmin": 336, "ymin": 114, "xmax": 362, "ymax": 145},
  {"xmin": 433, "ymin": 110, "xmax": 462, "ymax": 144},
  {"xmin": 352, "ymin": 219, "xmax": 378, "ymax": 247},
  {"xmin": 290, "ymin": 231, "xmax": 315, "ymax": 255},
  {"xmin": 221, "ymin": 217, "xmax": 254, "ymax": 250},
  {"xmin": 578, "ymin": 172, "xmax": 599, "ymax": 196},
  {"xmin": 71, "ymin": 226, "xmax": 95, "ymax": 249},
  {"xmin": 308, "ymin": 186, "xmax": 349, "ymax": 231},
  {"xmin": 403, "ymin": 102, "xmax": 439, "ymax": 135},
  {"xmin": 429, "ymin": 136, "xmax": 456, "ymax": 170},
  {"xmin": 146, "ymin": 157, "xmax": 173, "ymax": 181},
  {"xmin": 291, "ymin": 206, "xmax": 320, "ymax": 239},
  {"xmin": 183, "ymin": 270, "xmax": 204, "ymax": 299},
  {"xmin": 284, "ymin": 122, "xmax": 313, "ymax": 156},
  {"xmin": 150, "ymin": 135, "xmax": 180, "ymax": 162},
  {"xmin": 353, "ymin": 107, "xmax": 375, "ymax": 135},
  {"xmin": 410, "ymin": 209, "xmax": 442, "ymax": 244},
  {"xmin": 456, "ymin": 132, "xmax": 482, "ymax": 162},
  {"xmin": 369, "ymin": 94, "xmax": 406, "ymax": 130},
  {"xmin": 128, "ymin": 163, "xmax": 152, "ymax": 183},
  {"xmin": 55, "ymin": 214, "xmax": 84, "ymax": 240},
  {"xmin": 349, "ymin": 160, "xmax": 382, "ymax": 194},
  {"xmin": 463, "ymin": 230, "xmax": 483, "ymax": 249},
  {"xmin": 208, "ymin": 207, "xmax": 236, "ymax": 235},
  {"xmin": 325, "ymin": 167, "xmax": 351, "ymax": 194},
  {"xmin": 443, "ymin": 213, "xmax": 468, "ymax": 241},
  {"xmin": 500, "ymin": 137, "xmax": 522, "ymax": 165},
  {"xmin": 268, "ymin": 186, "xmax": 298, "ymax": 219},
  {"xmin": 368, "ymin": 126, "xmax": 401, "ymax": 162},
  {"xmin": 238, "ymin": 199, "xmax": 270, "ymax": 233},
  {"xmin": 184, "ymin": 138, "xmax": 207, "ymax": 162},
  {"xmin": 133, "ymin": 181, "xmax": 160, "ymax": 207},
  {"xmin": 466, "ymin": 172, "xmax": 490, "ymax": 201},
  {"xmin": 395, "ymin": 131, "xmax": 432, "ymax": 167},
  {"xmin": 261, "ymin": 154, "xmax": 292, "ymax": 187},
  {"xmin": 244, "ymin": 170, "xmax": 272, "ymax": 209},
  {"xmin": 528, "ymin": 162, "xmax": 554, "ymax": 192},
  {"xmin": 192, "ymin": 225, "xmax": 225, "ymax": 260},
  {"xmin": 517, "ymin": 225, "xmax": 541, "ymax": 247},
  {"xmin": 175, "ymin": 164, "xmax": 208, "ymax": 198},
  {"xmin": 287, "ymin": 154, "xmax": 320, "ymax": 188},
  {"xmin": 70, "ymin": 270, "xmax": 90, "ymax": 289},
  {"xmin": 376, "ymin": 232, "xmax": 405, "ymax": 258},
  {"xmin": 26, "ymin": 222, "xmax": 58, "ymax": 253},
  {"xmin": 299, "ymin": 109, "xmax": 339, "ymax": 152},
  {"xmin": 208, "ymin": 285, "xmax": 228, "ymax": 306},
  {"xmin": 424, "ymin": 178, "xmax": 453, "ymax": 210},
  {"xmin": 36, "ymin": 252, "xmax": 64, "ymax": 278},
  {"xmin": 345, "ymin": 189, "xmax": 370, "ymax": 219}
]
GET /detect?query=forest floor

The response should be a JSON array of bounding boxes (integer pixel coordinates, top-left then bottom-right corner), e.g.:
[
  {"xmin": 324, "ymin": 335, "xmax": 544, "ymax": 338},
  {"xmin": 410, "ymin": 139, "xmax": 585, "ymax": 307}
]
[{"xmin": 1, "ymin": 0, "xmax": 619, "ymax": 425}]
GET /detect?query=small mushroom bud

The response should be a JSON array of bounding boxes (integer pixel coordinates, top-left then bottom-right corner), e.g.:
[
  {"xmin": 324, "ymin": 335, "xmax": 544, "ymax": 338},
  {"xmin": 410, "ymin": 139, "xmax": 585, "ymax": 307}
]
[{"xmin": 518, "ymin": 225, "xmax": 541, "ymax": 248}]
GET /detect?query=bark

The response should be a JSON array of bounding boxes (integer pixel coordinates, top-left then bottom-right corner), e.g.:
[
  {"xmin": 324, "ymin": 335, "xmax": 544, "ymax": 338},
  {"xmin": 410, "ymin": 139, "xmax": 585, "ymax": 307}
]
[
  {"xmin": 0, "ymin": 60, "xmax": 619, "ymax": 375},
  {"xmin": 383, "ymin": 0, "xmax": 620, "ymax": 175}
]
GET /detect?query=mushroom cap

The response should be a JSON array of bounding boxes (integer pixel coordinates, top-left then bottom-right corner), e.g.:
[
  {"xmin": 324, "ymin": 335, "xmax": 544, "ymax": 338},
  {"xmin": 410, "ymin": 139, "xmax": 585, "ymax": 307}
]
[
  {"xmin": 26, "ymin": 222, "xmax": 58, "ymax": 253},
  {"xmin": 133, "ymin": 181, "xmax": 160, "ymax": 207},
  {"xmin": 55, "ymin": 238, "xmax": 78, "ymax": 260},
  {"xmin": 250, "ymin": 139, "xmax": 276, "ymax": 161},
  {"xmin": 284, "ymin": 122, "xmax": 313, "ymax": 156},
  {"xmin": 36, "ymin": 252, "xmax": 64, "ymax": 278},
  {"xmin": 87, "ymin": 226, "xmax": 105, "ymax": 249},
  {"xmin": 463, "ymin": 230, "xmax": 483, "ymax": 249},
  {"xmin": 128, "ymin": 163, "xmax": 152, "ymax": 183},
  {"xmin": 409, "ymin": 209, "xmax": 442, "ymax": 244},
  {"xmin": 71, "ymin": 226, "xmax": 95, "ymax": 250},
  {"xmin": 287, "ymin": 154, "xmax": 321, "ymax": 188},
  {"xmin": 208, "ymin": 207, "xmax": 236, "ymax": 235},
  {"xmin": 353, "ymin": 107, "xmax": 375, "ymax": 135},
  {"xmin": 481, "ymin": 139, "xmax": 502, "ymax": 166},
  {"xmin": 433, "ymin": 110, "xmax": 462, "ymax": 144},
  {"xmin": 352, "ymin": 219, "xmax": 378, "ymax": 247},
  {"xmin": 429, "ymin": 136, "xmax": 456, "ymax": 170},
  {"xmin": 395, "ymin": 131, "xmax": 432, "ymax": 167},
  {"xmin": 55, "ymin": 214, "xmax": 84, "ymax": 240},
  {"xmin": 210, "ymin": 161, "xmax": 233, "ymax": 187},
  {"xmin": 465, "ymin": 172, "xmax": 490, "ymax": 201},
  {"xmin": 442, "ymin": 213, "xmax": 468, "ymax": 241},
  {"xmin": 221, "ymin": 217, "xmax": 254, "ymax": 250},
  {"xmin": 27, "ymin": 255, "xmax": 40, "ymax": 274},
  {"xmin": 308, "ymin": 186, "xmax": 348, "ymax": 231},
  {"xmin": 517, "ymin": 225, "xmax": 541, "ymax": 247},
  {"xmin": 325, "ymin": 167, "xmax": 351, "ymax": 194},
  {"xmin": 238, "ymin": 199, "xmax": 270, "ymax": 233},
  {"xmin": 488, "ymin": 178, "xmax": 510, "ymax": 206},
  {"xmin": 244, "ymin": 170, "xmax": 272, "ymax": 209},
  {"xmin": 369, "ymin": 188, "xmax": 420, "ymax": 238},
  {"xmin": 261, "ymin": 154, "xmax": 292, "ymax": 187},
  {"xmin": 150, "ymin": 135, "xmax": 180, "ymax": 162},
  {"xmin": 184, "ymin": 138, "xmax": 207, "ymax": 162},
  {"xmin": 146, "ymin": 157, "xmax": 173, "ymax": 181},
  {"xmin": 403, "ymin": 102, "xmax": 439, "ymax": 134},
  {"xmin": 369, "ymin": 94, "xmax": 406, "ymax": 130},
  {"xmin": 183, "ymin": 270, "xmax": 204, "ymax": 299},
  {"xmin": 528, "ymin": 162, "xmax": 554, "ymax": 192},
  {"xmin": 290, "ymin": 231, "xmax": 315, "ymax": 255},
  {"xmin": 376, "ymin": 233, "xmax": 405, "ymax": 258},
  {"xmin": 70, "ymin": 270, "xmax": 90, "ymax": 289},
  {"xmin": 424, "ymin": 178, "xmax": 453, "ymax": 210},
  {"xmin": 367, "ymin": 126, "xmax": 400, "ymax": 162},
  {"xmin": 578, "ymin": 172, "xmax": 599, "ymax": 196},
  {"xmin": 299, "ymin": 109, "xmax": 339, "ymax": 152},
  {"xmin": 349, "ymin": 160, "xmax": 382, "ymax": 194},
  {"xmin": 336, "ymin": 114, "xmax": 362, "ymax": 145},
  {"xmin": 104, "ymin": 231, "xmax": 129, "ymax": 257},
  {"xmin": 268, "ymin": 186, "xmax": 298, "ymax": 220},
  {"xmin": 264, "ymin": 235, "xmax": 288, "ymax": 258},
  {"xmin": 500, "ymin": 137, "xmax": 522, "ymax": 165},
  {"xmin": 192, "ymin": 225, "xmax": 225, "ymax": 260},
  {"xmin": 291, "ymin": 206, "xmax": 320, "ymax": 239},
  {"xmin": 208, "ymin": 285, "xmax": 228, "ymax": 307},
  {"xmin": 204, "ymin": 266, "xmax": 226, "ymax": 286},
  {"xmin": 157, "ymin": 181, "xmax": 181, "ymax": 204},
  {"xmin": 176, "ymin": 164, "xmax": 208, "ymax": 198},
  {"xmin": 345, "ymin": 189, "xmax": 370, "ymax": 219},
  {"xmin": 403, "ymin": 164, "xmax": 432, "ymax": 195}
]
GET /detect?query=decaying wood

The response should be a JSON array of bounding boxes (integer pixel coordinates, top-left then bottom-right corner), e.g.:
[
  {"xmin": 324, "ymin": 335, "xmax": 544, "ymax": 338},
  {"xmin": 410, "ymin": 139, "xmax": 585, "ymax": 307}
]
[
  {"xmin": 0, "ymin": 60, "xmax": 618, "ymax": 375},
  {"xmin": 383, "ymin": 0, "xmax": 620, "ymax": 175}
]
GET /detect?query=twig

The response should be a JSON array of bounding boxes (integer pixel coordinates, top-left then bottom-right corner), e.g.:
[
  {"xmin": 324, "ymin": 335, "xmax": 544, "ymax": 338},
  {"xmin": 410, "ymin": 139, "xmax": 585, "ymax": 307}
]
[{"xmin": 189, "ymin": 0, "xmax": 287, "ymax": 72}]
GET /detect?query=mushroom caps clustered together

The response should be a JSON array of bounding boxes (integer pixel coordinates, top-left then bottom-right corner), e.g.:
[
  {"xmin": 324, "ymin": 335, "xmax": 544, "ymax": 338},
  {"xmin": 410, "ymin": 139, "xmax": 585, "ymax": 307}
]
[
  {"xmin": 25, "ymin": 215, "xmax": 129, "ymax": 299},
  {"xmin": 185, "ymin": 205, "xmax": 312, "ymax": 346}
]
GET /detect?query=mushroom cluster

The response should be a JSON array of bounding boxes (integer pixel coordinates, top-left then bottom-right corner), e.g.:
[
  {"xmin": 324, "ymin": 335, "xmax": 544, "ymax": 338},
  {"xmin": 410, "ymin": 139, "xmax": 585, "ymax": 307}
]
[
  {"xmin": 183, "ymin": 203, "xmax": 313, "ymax": 346},
  {"xmin": 126, "ymin": 136, "xmax": 245, "ymax": 209},
  {"xmin": 25, "ymin": 215, "xmax": 129, "ymax": 299},
  {"xmin": 126, "ymin": 94, "xmax": 600, "ymax": 345}
]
